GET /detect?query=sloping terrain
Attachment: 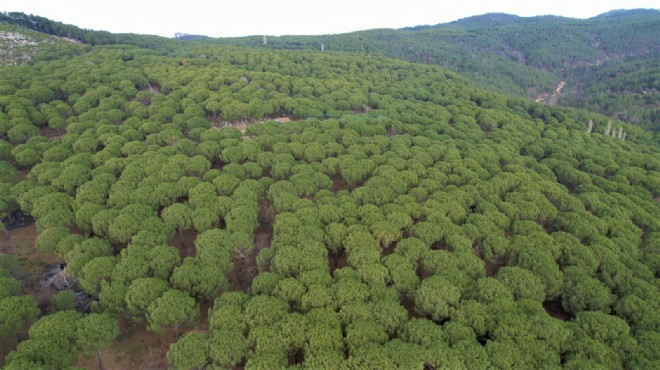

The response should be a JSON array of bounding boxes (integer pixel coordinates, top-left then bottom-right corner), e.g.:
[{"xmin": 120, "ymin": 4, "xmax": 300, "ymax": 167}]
[
  {"xmin": 0, "ymin": 23, "xmax": 81, "ymax": 65},
  {"xmin": 211, "ymin": 9, "xmax": 660, "ymax": 130},
  {"xmin": 3, "ymin": 9, "xmax": 658, "ymax": 129},
  {"xmin": 0, "ymin": 14, "xmax": 658, "ymax": 370},
  {"xmin": 560, "ymin": 53, "xmax": 659, "ymax": 130}
]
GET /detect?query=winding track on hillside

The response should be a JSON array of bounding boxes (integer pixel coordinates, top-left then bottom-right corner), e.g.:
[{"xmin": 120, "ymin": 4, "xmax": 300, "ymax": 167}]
[{"xmin": 535, "ymin": 81, "xmax": 566, "ymax": 104}]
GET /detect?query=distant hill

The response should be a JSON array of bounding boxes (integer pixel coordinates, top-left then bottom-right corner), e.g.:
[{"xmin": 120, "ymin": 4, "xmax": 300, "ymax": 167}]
[
  {"xmin": 1, "ymin": 9, "xmax": 658, "ymax": 130},
  {"xmin": 174, "ymin": 33, "xmax": 210, "ymax": 41},
  {"xmin": 449, "ymin": 13, "xmax": 526, "ymax": 28},
  {"xmin": 560, "ymin": 53, "xmax": 659, "ymax": 127},
  {"xmin": 593, "ymin": 8, "xmax": 660, "ymax": 19},
  {"xmin": 0, "ymin": 11, "xmax": 177, "ymax": 50},
  {"xmin": 207, "ymin": 9, "xmax": 660, "ymax": 130},
  {"xmin": 0, "ymin": 23, "xmax": 81, "ymax": 65}
]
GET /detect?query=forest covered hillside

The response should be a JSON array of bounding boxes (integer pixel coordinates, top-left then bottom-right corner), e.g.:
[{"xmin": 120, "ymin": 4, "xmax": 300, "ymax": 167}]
[
  {"xmin": 210, "ymin": 9, "xmax": 660, "ymax": 131},
  {"xmin": 2, "ymin": 10, "xmax": 658, "ymax": 130},
  {"xmin": 0, "ymin": 12, "xmax": 659, "ymax": 370},
  {"xmin": 0, "ymin": 23, "xmax": 82, "ymax": 65}
]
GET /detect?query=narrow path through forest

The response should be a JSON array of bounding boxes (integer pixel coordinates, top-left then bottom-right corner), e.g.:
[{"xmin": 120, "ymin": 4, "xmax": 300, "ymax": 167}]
[{"xmin": 534, "ymin": 81, "xmax": 566, "ymax": 104}]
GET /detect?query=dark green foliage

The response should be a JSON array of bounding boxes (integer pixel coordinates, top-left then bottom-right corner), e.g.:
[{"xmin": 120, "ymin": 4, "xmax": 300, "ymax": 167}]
[
  {"xmin": 209, "ymin": 330, "xmax": 247, "ymax": 367},
  {"xmin": 0, "ymin": 295, "xmax": 40, "ymax": 339},
  {"xmin": 414, "ymin": 275, "xmax": 462, "ymax": 321},
  {"xmin": 78, "ymin": 256, "xmax": 116, "ymax": 295},
  {"xmin": 561, "ymin": 54, "xmax": 660, "ymax": 131},
  {"xmin": 4, "ymin": 336, "xmax": 78, "ymax": 369},
  {"xmin": 1, "ymin": 14, "xmax": 659, "ymax": 369},
  {"xmin": 147, "ymin": 289, "xmax": 198, "ymax": 336},
  {"xmin": 0, "ymin": 276, "xmax": 20, "ymax": 300},
  {"xmin": 49, "ymin": 290, "xmax": 77, "ymax": 311},
  {"xmin": 28, "ymin": 310, "xmax": 82, "ymax": 343},
  {"xmin": 170, "ymin": 258, "xmax": 229, "ymax": 300},
  {"xmin": 125, "ymin": 277, "xmax": 170, "ymax": 320},
  {"xmin": 209, "ymin": 10, "xmax": 659, "ymax": 129},
  {"xmin": 562, "ymin": 266, "xmax": 615, "ymax": 314},
  {"xmin": 497, "ymin": 266, "xmax": 545, "ymax": 302},
  {"xmin": 75, "ymin": 314, "xmax": 120, "ymax": 366},
  {"xmin": 167, "ymin": 332, "xmax": 210, "ymax": 369}
]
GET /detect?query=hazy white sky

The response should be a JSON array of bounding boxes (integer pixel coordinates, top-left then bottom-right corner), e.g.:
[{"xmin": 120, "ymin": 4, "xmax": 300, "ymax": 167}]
[{"xmin": 1, "ymin": 0, "xmax": 658, "ymax": 37}]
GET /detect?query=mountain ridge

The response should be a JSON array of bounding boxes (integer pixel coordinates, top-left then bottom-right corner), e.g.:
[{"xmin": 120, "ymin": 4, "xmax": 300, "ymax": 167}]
[
  {"xmin": 1, "ymin": 8, "xmax": 658, "ymax": 130},
  {"xmin": 204, "ymin": 8, "xmax": 659, "ymax": 130}
]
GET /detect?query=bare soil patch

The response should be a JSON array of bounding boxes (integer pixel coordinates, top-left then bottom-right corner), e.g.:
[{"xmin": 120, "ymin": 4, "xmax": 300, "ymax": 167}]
[
  {"xmin": 471, "ymin": 245, "xmax": 506, "ymax": 277},
  {"xmin": 0, "ymin": 336, "xmax": 19, "ymax": 367},
  {"xmin": 76, "ymin": 318, "xmax": 177, "ymax": 370},
  {"xmin": 212, "ymin": 116, "xmax": 292, "ymax": 135},
  {"xmin": 228, "ymin": 199, "xmax": 274, "ymax": 291},
  {"xmin": 147, "ymin": 84, "xmax": 160, "ymax": 94},
  {"xmin": 168, "ymin": 228, "xmax": 199, "ymax": 259},
  {"xmin": 484, "ymin": 259, "xmax": 505, "ymax": 277},
  {"xmin": 68, "ymin": 225, "xmax": 86, "ymax": 236},
  {"xmin": 255, "ymin": 223, "xmax": 273, "ymax": 251},
  {"xmin": 256, "ymin": 199, "xmax": 274, "ymax": 251},
  {"xmin": 534, "ymin": 81, "xmax": 566, "ymax": 105},
  {"xmin": 288, "ymin": 349, "xmax": 305, "ymax": 367},
  {"xmin": 329, "ymin": 250, "xmax": 348, "ymax": 272},
  {"xmin": 39, "ymin": 126, "xmax": 62, "ymax": 140},
  {"xmin": 0, "ymin": 223, "xmax": 58, "ymax": 279},
  {"xmin": 543, "ymin": 299, "xmax": 571, "ymax": 321},
  {"xmin": 416, "ymin": 266, "xmax": 433, "ymax": 281},
  {"xmin": 431, "ymin": 240, "xmax": 452, "ymax": 252},
  {"xmin": 0, "ymin": 223, "xmax": 60, "ymax": 362},
  {"xmin": 210, "ymin": 158, "xmax": 225, "ymax": 171},
  {"xmin": 401, "ymin": 296, "xmax": 425, "ymax": 319},
  {"xmin": 382, "ymin": 241, "xmax": 397, "ymax": 257},
  {"xmin": 228, "ymin": 255, "xmax": 257, "ymax": 292},
  {"xmin": 16, "ymin": 169, "xmax": 29, "ymax": 181},
  {"xmin": 331, "ymin": 175, "xmax": 350, "ymax": 193}
]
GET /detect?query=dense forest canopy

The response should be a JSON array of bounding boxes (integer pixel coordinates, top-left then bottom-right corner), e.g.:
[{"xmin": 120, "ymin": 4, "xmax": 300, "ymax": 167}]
[
  {"xmin": 2, "ymin": 9, "xmax": 658, "ymax": 131},
  {"xmin": 209, "ymin": 9, "xmax": 660, "ymax": 131},
  {"xmin": 0, "ymin": 11, "xmax": 659, "ymax": 370}
]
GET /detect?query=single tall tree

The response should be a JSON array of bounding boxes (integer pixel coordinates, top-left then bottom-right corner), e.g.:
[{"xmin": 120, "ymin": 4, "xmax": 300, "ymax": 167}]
[
  {"xmin": 76, "ymin": 313, "xmax": 120, "ymax": 370},
  {"xmin": 147, "ymin": 289, "xmax": 198, "ymax": 339},
  {"xmin": 162, "ymin": 203, "xmax": 193, "ymax": 251}
]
